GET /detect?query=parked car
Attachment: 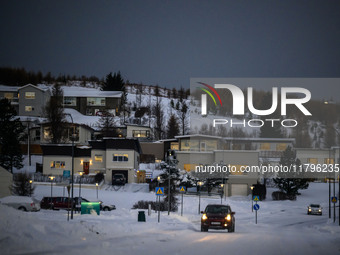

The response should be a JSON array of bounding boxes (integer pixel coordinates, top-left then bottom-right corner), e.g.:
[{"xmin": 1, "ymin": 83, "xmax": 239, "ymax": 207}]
[
  {"xmin": 307, "ymin": 204, "xmax": 322, "ymax": 215},
  {"xmin": 40, "ymin": 197, "xmax": 73, "ymax": 210},
  {"xmin": 112, "ymin": 174, "xmax": 126, "ymax": 185},
  {"xmin": 74, "ymin": 197, "xmax": 116, "ymax": 211},
  {"xmin": 201, "ymin": 204, "xmax": 235, "ymax": 232},
  {"xmin": 0, "ymin": 196, "xmax": 40, "ymax": 212}
]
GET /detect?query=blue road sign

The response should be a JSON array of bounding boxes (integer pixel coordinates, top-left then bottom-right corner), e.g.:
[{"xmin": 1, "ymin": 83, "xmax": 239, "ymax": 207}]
[
  {"xmin": 253, "ymin": 204, "xmax": 260, "ymax": 211},
  {"xmin": 253, "ymin": 195, "xmax": 260, "ymax": 201},
  {"xmin": 156, "ymin": 187, "xmax": 164, "ymax": 196},
  {"xmin": 331, "ymin": 197, "xmax": 338, "ymax": 203},
  {"xmin": 179, "ymin": 186, "xmax": 186, "ymax": 193},
  {"xmin": 63, "ymin": 170, "xmax": 70, "ymax": 178}
]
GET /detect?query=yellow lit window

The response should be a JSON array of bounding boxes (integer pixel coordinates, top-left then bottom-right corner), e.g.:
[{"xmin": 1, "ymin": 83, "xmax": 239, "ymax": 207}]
[
  {"xmin": 308, "ymin": 158, "xmax": 318, "ymax": 164},
  {"xmin": 95, "ymin": 155, "xmax": 103, "ymax": 162},
  {"xmin": 25, "ymin": 106, "xmax": 33, "ymax": 112},
  {"xmin": 25, "ymin": 92, "xmax": 35, "ymax": 99},
  {"xmin": 276, "ymin": 143, "xmax": 287, "ymax": 151},
  {"xmin": 324, "ymin": 158, "xmax": 334, "ymax": 164},
  {"xmin": 260, "ymin": 143, "xmax": 271, "ymax": 150}
]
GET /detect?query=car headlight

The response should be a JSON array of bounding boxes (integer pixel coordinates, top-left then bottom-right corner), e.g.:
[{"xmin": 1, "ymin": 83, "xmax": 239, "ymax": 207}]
[
  {"xmin": 308, "ymin": 208, "xmax": 311, "ymax": 211},
  {"xmin": 319, "ymin": 209, "xmax": 322, "ymax": 212},
  {"xmin": 202, "ymin": 214, "xmax": 208, "ymax": 220},
  {"xmin": 225, "ymin": 214, "xmax": 231, "ymax": 221}
]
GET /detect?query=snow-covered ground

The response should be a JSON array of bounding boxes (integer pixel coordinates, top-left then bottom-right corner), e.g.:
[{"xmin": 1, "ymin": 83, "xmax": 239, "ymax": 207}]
[{"xmin": 1, "ymin": 183, "xmax": 339, "ymax": 255}]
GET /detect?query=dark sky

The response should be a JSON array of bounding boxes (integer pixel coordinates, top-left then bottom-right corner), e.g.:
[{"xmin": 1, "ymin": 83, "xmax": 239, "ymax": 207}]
[{"xmin": 1, "ymin": 0, "xmax": 339, "ymax": 89}]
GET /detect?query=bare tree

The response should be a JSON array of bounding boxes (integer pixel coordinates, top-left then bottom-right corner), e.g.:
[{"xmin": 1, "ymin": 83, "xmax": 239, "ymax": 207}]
[{"xmin": 153, "ymin": 96, "xmax": 164, "ymax": 140}]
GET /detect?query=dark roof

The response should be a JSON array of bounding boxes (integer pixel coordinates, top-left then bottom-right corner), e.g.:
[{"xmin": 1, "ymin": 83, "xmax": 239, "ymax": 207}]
[
  {"xmin": 41, "ymin": 145, "xmax": 91, "ymax": 157},
  {"xmin": 89, "ymin": 138, "xmax": 142, "ymax": 154}
]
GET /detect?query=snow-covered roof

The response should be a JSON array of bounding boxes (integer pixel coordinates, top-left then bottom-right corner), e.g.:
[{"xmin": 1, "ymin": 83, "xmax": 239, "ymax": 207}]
[
  {"xmin": 62, "ymin": 86, "xmax": 122, "ymax": 98},
  {"xmin": 18, "ymin": 84, "xmax": 50, "ymax": 92},
  {"xmin": 175, "ymin": 134, "xmax": 222, "ymax": 139},
  {"xmin": 0, "ymin": 85, "xmax": 21, "ymax": 92}
]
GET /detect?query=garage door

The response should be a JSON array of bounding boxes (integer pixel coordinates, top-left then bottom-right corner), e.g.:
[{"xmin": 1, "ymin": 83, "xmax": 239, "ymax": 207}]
[{"xmin": 231, "ymin": 184, "xmax": 248, "ymax": 196}]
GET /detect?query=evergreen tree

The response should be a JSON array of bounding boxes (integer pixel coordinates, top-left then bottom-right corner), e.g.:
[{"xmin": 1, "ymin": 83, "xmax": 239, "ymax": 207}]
[
  {"xmin": 0, "ymin": 99, "xmax": 25, "ymax": 172},
  {"xmin": 97, "ymin": 110, "xmax": 117, "ymax": 138},
  {"xmin": 45, "ymin": 83, "xmax": 65, "ymax": 143},
  {"xmin": 180, "ymin": 101, "xmax": 188, "ymax": 135},
  {"xmin": 153, "ymin": 96, "xmax": 164, "ymax": 140},
  {"xmin": 167, "ymin": 114, "xmax": 180, "ymax": 139},
  {"xmin": 273, "ymin": 146, "xmax": 309, "ymax": 198},
  {"xmin": 10, "ymin": 173, "xmax": 35, "ymax": 196},
  {"xmin": 101, "ymin": 71, "xmax": 124, "ymax": 91}
]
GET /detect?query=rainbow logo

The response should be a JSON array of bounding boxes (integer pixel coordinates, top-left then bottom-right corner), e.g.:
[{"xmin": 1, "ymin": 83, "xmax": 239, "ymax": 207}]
[{"xmin": 196, "ymin": 82, "xmax": 222, "ymax": 115}]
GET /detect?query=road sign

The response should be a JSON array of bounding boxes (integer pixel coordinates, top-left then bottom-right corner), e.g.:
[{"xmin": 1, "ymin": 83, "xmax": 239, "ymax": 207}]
[
  {"xmin": 156, "ymin": 187, "xmax": 164, "ymax": 196},
  {"xmin": 331, "ymin": 197, "xmax": 338, "ymax": 203},
  {"xmin": 179, "ymin": 186, "xmax": 186, "ymax": 193},
  {"xmin": 253, "ymin": 195, "xmax": 259, "ymax": 201},
  {"xmin": 63, "ymin": 170, "xmax": 70, "ymax": 178},
  {"xmin": 253, "ymin": 204, "xmax": 260, "ymax": 211}
]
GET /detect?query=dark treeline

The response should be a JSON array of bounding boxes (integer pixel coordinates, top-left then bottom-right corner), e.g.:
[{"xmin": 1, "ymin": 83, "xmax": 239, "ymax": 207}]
[{"xmin": 0, "ymin": 67, "xmax": 101, "ymax": 86}]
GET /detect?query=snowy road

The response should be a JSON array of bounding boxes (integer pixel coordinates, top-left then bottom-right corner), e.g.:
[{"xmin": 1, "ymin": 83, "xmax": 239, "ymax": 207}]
[{"xmin": 1, "ymin": 183, "xmax": 340, "ymax": 255}]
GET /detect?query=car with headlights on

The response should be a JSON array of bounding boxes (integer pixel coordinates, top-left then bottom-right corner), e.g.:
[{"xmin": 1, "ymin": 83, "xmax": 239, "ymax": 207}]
[
  {"xmin": 0, "ymin": 196, "xmax": 40, "ymax": 212},
  {"xmin": 201, "ymin": 204, "xmax": 235, "ymax": 232},
  {"xmin": 307, "ymin": 204, "xmax": 322, "ymax": 215}
]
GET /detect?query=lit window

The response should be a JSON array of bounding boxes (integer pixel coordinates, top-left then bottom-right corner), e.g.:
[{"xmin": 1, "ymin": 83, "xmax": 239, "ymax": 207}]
[
  {"xmin": 324, "ymin": 158, "xmax": 334, "ymax": 164},
  {"xmin": 132, "ymin": 130, "xmax": 150, "ymax": 138},
  {"xmin": 276, "ymin": 143, "xmax": 287, "ymax": 151},
  {"xmin": 95, "ymin": 155, "xmax": 103, "ymax": 162},
  {"xmin": 308, "ymin": 158, "xmax": 318, "ymax": 164},
  {"xmin": 25, "ymin": 92, "xmax": 35, "ymax": 99},
  {"xmin": 87, "ymin": 97, "xmax": 105, "ymax": 106},
  {"xmin": 50, "ymin": 161, "xmax": 65, "ymax": 169},
  {"xmin": 260, "ymin": 143, "xmax": 271, "ymax": 150},
  {"xmin": 113, "ymin": 154, "xmax": 128, "ymax": 162},
  {"xmin": 25, "ymin": 106, "xmax": 33, "ymax": 112},
  {"xmin": 4, "ymin": 93, "xmax": 13, "ymax": 99}
]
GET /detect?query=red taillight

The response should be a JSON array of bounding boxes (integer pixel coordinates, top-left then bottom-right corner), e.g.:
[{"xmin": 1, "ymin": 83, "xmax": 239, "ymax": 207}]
[{"xmin": 31, "ymin": 203, "xmax": 35, "ymax": 207}]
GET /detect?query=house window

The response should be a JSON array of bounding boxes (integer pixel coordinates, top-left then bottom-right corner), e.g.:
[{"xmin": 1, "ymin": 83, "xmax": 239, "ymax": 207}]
[
  {"xmin": 50, "ymin": 161, "xmax": 65, "ymax": 169},
  {"xmin": 200, "ymin": 142, "xmax": 206, "ymax": 152},
  {"xmin": 276, "ymin": 143, "xmax": 287, "ymax": 151},
  {"xmin": 113, "ymin": 154, "xmax": 128, "ymax": 162},
  {"xmin": 132, "ymin": 130, "xmax": 150, "ymax": 138},
  {"xmin": 63, "ymin": 97, "xmax": 77, "ymax": 106},
  {"xmin": 34, "ymin": 129, "xmax": 40, "ymax": 141},
  {"xmin": 324, "ymin": 158, "xmax": 334, "ymax": 164},
  {"xmin": 308, "ymin": 158, "xmax": 318, "ymax": 164},
  {"xmin": 25, "ymin": 92, "xmax": 35, "ymax": 99},
  {"xmin": 4, "ymin": 93, "xmax": 13, "ymax": 99},
  {"xmin": 25, "ymin": 106, "xmax": 34, "ymax": 112},
  {"xmin": 95, "ymin": 155, "xmax": 103, "ymax": 162},
  {"xmin": 260, "ymin": 143, "xmax": 271, "ymax": 150},
  {"xmin": 87, "ymin": 97, "xmax": 105, "ymax": 106}
]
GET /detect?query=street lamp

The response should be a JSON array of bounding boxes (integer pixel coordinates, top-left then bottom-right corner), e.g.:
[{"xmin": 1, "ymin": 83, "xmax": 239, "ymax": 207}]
[
  {"xmin": 49, "ymin": 176, "xmax": 55, "ymax": 209},
  {"xmin": 65, "ymin": 113, "xmax": 75, "ymax": 220},
  {"xmin": 29, "ymin": 180, "xmax": 33, "ymax": 197},
  {"xmin": 220, "ymin": 184, "xmax": 224, "ymax": 204},
  {"xmin": 78, "ymin": 171, "xmax": 84, "ymax": 198},
  {"xmin": 250, "ymin": 186, "xmax": 254, "ymax": 212},
  {"xmin": 96, "ymin": 183, "xmax": 99, "ymax": 199},
  {"xmin": 198, "ymin": 181, "xmax": 203, "ymax": 214}
]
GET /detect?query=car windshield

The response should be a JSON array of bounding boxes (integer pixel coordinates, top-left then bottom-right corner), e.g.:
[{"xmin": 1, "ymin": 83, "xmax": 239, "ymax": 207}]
[
  {"xmin": 310, "ymin": 204, "xmax": 320, "ymax": 208},
  {"xmin": 206, "ymin": 206, "xmax": 229, "ymax": 214}
]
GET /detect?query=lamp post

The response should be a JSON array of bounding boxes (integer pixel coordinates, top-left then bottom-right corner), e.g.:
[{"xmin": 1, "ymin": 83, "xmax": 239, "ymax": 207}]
[
  {"xmin": 250, "ymin": 186, "xmax": 254, "ymax": 212},
  {"xmin": 29, "ymin": 180, "xmax": 33, "ymax": 197},
  {"xmin": 65, "ymin": 113, "xmax": 75, "ymax": 220},
  {"xmin": 49, "ymin": 176, "xmax": 55, "ymax": 209},
  {"xmin": 79, "ymin": 171, "xmax": 84, "ymax": 198},
  {"xmin": 220, "ymin": 184, "xmax": 224, "ymax": 204},
  {"xmin": 96, "ymin": 183, "xmax": 99, "ymax": 199},
  {"xmin": 198, "ymin": 181, "xmax": 203, "ymax": 214}
]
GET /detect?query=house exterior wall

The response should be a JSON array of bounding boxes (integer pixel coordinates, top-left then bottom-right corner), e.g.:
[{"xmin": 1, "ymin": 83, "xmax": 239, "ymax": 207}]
[
  {"xmin": 105, "ymin": 149, "xmax": 138, "ymax": 183},
  {"xmin": 18, "ymin": 85, "xmax": 50, "ymax": 117},
  {"xmin": 43, "ymin": 155, "xmax": 92, "ymax": 176}
]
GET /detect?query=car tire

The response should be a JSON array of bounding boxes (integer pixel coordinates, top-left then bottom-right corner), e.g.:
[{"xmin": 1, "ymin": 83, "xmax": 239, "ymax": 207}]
[
  {"xmin": 103, "ymin": 207, "xmax": 110, "ymax": 211},
  {"xmin": 18, "ymin": 206, "xmax": 26, "ymax": 211},
  {"xmin": 201, "ymin": 226, "xmax": 208, "ymax": 232}
]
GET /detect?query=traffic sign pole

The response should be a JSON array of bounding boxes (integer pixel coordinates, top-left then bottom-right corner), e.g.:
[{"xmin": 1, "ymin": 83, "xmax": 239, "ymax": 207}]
[
  {"xmin": 181, "ymin": 193, "xmax": 183, "ymax": 216},
  {"xmin": 255, "ymin": 201, "xmax": 257, "ymax": 224}
]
